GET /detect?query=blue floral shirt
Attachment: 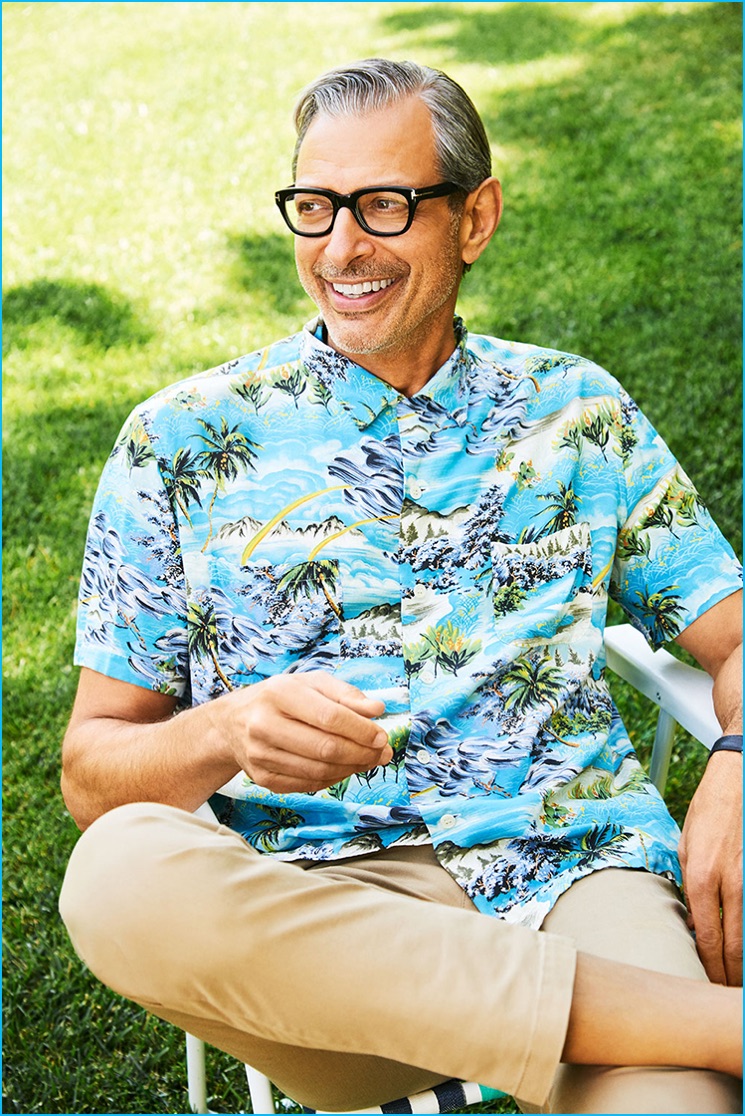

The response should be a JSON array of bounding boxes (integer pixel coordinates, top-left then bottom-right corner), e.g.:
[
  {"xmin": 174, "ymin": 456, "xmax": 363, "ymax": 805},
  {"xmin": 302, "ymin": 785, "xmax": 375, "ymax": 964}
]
[{"xmin": 75, "ymin": 318, "xmax": 742, "ymax": 928}]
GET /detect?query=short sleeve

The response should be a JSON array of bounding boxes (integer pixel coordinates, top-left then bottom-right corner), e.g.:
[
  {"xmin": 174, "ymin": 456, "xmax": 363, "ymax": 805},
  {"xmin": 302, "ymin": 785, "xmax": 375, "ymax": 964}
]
[
  {"xmin": 74, "ymin": 409, "xmax": 190, "ymax": 697},
  {"xmin": 609, "ymin": 389, "xmax": 742, "ymax": 648}
]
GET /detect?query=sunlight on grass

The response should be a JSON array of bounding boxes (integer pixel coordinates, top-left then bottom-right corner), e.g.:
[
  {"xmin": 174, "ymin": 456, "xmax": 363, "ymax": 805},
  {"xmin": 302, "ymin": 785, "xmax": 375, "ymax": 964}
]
[{"xmin": 479, "ymin": 52, "xmax": 589, "ymax": 94}]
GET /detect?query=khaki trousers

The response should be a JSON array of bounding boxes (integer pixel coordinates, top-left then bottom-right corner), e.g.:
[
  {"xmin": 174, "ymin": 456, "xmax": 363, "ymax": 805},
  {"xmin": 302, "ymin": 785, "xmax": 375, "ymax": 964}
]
[{"xmin": 59, "ymin": 802, "xmax": 740, "ymax": 1114}]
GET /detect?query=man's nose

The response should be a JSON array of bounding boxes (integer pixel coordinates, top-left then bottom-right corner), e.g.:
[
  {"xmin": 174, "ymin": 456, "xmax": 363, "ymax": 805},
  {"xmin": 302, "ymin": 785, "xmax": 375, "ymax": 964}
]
[{"xmin": 322, "ymin": 206, "xmax": 376, "ymax": 268}]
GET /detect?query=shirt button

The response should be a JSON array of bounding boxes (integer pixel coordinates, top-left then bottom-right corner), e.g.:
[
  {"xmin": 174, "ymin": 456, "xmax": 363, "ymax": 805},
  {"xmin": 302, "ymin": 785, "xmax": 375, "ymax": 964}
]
[
  {"xmin": 413, "ymin": 583, "xmax": 426, "ymax": 599},
  {"xmin": 416, "ymin": 749, "xmax": 429, "ymax": 764},
  {"xmin": 409, "ymin": 481, "xmax": 423, "ymax": 499},
  {"xmin": 440, "ymin": 814, "xmax": 457, "ymax": 829}
]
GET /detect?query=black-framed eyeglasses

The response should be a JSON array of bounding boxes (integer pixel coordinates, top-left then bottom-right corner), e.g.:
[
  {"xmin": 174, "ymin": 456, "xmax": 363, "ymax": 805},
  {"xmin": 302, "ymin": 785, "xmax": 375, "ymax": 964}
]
[{"xmin": 275, "ymin": 182, "xmax": 462, "ymax": 237}]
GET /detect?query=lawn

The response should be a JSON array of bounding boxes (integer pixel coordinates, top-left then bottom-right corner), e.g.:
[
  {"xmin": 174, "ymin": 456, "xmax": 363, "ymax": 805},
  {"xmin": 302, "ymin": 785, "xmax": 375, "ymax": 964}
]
[{"xmin": 3, "ymin": 2, "xmax": 742, "ymax": 1113}]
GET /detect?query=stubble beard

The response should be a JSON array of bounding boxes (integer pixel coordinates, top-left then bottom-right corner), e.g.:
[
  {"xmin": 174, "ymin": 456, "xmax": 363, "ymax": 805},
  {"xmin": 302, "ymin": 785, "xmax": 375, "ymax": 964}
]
[{"xmin": 304, "ymin": 214, "xmax": 464, "ymax": 361}]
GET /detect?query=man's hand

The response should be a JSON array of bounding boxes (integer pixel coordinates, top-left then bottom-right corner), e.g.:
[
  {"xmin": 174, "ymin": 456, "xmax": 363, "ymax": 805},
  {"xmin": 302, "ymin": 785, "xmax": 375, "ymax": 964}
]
[
  {"xmin": 209, "ymin": 671, "xmax": 392, "ymax": 794},
  {"xmin": 61, "ymin": 667, "xmax": 391, "ymax": 829},
  {"xmin": 675, "ymin": 592, "xmax": 743, "ymax": 986},
  {"xmin": 679, "ymin": 751, "xmax": 743, "ymax": 986}
]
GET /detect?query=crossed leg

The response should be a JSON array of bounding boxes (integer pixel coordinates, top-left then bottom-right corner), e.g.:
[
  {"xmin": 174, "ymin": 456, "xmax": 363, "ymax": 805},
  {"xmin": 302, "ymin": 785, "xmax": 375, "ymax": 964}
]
[
  {"xmin": 59, "ymin": 803, "xmax": 742, "ymax": 1113},
  {"xmin": 516, "ymin": 868, "xmax": 742, "ymax": 1113}
]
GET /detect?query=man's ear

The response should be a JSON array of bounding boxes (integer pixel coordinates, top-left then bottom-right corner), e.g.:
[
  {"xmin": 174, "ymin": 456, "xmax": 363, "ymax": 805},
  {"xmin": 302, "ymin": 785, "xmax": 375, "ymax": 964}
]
[{"xmin": 460, "ymin": 177, "xmax": 503, "ymax": 267}]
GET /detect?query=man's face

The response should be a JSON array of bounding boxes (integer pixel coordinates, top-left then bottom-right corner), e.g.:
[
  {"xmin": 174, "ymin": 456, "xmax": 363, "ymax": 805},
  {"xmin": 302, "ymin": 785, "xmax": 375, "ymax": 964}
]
[{"xmin": 293, "ymin": 96, "xmax": 467, "ymax": 389}]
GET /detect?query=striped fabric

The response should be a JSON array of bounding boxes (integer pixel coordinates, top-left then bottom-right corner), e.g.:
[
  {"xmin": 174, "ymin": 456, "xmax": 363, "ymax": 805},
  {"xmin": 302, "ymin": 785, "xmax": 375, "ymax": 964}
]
[{"xmin": 305, "ymin": 1079, "xmax": 508, "ymax": 1113}]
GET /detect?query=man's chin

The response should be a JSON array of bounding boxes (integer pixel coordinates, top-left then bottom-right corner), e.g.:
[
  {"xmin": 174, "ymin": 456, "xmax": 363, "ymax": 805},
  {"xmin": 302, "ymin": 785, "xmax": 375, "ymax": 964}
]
[{"xmin": 322, "ymin": 319, "xmax": 390, "ymax": 359}]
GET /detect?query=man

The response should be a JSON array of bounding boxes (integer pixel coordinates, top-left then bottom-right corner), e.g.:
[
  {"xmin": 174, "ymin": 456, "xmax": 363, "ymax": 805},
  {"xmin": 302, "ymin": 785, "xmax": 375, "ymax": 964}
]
[{"xmin": 60, "ymin": 59, "xmax": 742, "ymax": 1113}]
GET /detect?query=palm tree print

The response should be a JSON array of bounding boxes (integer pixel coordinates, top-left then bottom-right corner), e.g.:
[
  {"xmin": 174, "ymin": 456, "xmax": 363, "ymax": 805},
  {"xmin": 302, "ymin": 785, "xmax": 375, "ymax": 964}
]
[
  {"xmin": 248, "ymin": 805, "xmax": 305, "ymax": 851},
  {"xmin": 75, "ymin": 321, "xmax": 704, "ymax": 925},
  {"xmin": 167, "ymin": 446, "xmax": 203, "ymax": 526},
  {"xmin": 192, "ymin": 417, "xmax": 261, "ymax": 551},
  {"xmin": 187, "ymin": 597, "xmax": 233, "ymax": 691},
  {"xmin": 502, "ymin": 654, "xmax": 565, "ymax": 714},
  {"xmin": 534, "ymin": 481, "xmax": 578, "ymax": 536},
  {"xmin": 277, "ymin": 559, "xmax": 342, "ymax": 619},
  {"xmin": 633, "ymin": 585, "xmax": 684, "ymax": 644},
  {"xmin": 574, "ymin": 822, "xmax": 628, "ymax": 870}
]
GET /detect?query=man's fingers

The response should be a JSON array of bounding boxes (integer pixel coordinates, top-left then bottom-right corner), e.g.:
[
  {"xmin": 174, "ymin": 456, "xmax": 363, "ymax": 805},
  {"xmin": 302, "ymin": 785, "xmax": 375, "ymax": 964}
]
[
  {"xmin": 225, "ymin": 671, "xmax": 391, "ymax": 793},
  {"xmin": 689, "ymin": 885, "xmax": 727, "ymax": 985},
  {"xmin": 722, "ymin": 879, "xmax": 743, "ymax": 986},
  {"xmin": 303, "ymin": 671, "xmax": 387, "ymax": 718},
  {"xmin": 695, "ymin": 924, "xmax": 726, "ymax": 986},
  {"xmin": 254, "ymin": 746, "xmax": 376, "ymax": 791},
  {"xmin": 266, "ymin": 675, "xmax": 389, "ymax": 751},
  {"xmin": 685, "ymin": 851, "xmax": 743, "ymax": 986},
  {"xmin": 248, "ymin": 723, "xmax": 390, "ymax": 793},
  {"xmin": 260, "ymin": 718, "xmax": 392, "ymax": 769}
]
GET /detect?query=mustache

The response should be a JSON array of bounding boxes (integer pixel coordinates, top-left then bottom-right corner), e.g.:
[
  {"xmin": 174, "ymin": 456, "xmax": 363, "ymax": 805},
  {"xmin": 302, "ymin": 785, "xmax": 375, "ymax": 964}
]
[{"xmin": 313, "ymin": 264, "xmax": 408, "ymax": 282}]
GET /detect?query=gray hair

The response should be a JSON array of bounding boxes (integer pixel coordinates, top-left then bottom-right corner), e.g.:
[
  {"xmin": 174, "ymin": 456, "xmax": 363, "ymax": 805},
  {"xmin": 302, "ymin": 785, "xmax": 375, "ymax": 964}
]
[{"xmin": 291, "ymin": 58, "xmax": 492, "ymax": 193}]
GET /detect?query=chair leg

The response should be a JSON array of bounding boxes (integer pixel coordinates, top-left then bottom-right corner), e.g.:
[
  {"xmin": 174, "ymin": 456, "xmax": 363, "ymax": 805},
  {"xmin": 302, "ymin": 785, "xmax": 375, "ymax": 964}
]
[
  {"xmin": 186, "ymin": 1032, "xmax": 208, "ymax": 1114},
  {"xmin": 245, "ymin": 1063, "xmax": 277, "ymax": 1114},
  {"xmin": 650, "ymin": 708, "xmax": 676, "ymax": 793}
]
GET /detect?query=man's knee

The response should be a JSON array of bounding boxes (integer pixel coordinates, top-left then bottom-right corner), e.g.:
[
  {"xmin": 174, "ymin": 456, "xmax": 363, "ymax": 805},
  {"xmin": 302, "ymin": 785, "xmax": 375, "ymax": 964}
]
[{"xmin": 59, "ymin": 801, "xmax": 232, "ymax": 999}]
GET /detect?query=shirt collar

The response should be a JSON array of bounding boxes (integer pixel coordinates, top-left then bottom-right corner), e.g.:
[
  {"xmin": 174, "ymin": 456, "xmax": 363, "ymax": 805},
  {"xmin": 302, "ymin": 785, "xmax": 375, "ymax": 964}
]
[{"xmin": 300, "ymin": 317, "xmax": 473, "ymax": 430}]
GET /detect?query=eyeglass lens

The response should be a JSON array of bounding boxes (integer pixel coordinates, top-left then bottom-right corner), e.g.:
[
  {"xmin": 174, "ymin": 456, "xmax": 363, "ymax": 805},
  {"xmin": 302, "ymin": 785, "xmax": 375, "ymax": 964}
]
[{"xmin": 284, "ymin": 190, "xmax": 411, "ymax": 235}]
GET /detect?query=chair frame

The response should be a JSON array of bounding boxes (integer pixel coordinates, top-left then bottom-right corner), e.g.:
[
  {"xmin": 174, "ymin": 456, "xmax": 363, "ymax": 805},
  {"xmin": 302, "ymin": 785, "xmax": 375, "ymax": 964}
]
[{"xmin": 186, "ymin": 622, "xmax": 719, "ymax": 1114}]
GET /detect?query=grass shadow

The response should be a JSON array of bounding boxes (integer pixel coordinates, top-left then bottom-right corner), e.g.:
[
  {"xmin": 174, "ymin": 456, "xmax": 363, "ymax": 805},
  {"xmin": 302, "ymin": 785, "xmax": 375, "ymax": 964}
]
[
  {"xmin": 383, "ymin": 1, "xmax": 741, "ymax": 73},
  {"xmin": 383, "ymin": 1, "xmax": 584, "ymax": 65},
  {"xmin": 2, "ymin": 278, "xmax": 152, "ymax": 353},
  {"xmin": 3, "ymin": 394, "xmax": 141, "ymax": 531},
  {"xmin": 227, "ymin": 231, "xmax": 312, "ymax": 321}
]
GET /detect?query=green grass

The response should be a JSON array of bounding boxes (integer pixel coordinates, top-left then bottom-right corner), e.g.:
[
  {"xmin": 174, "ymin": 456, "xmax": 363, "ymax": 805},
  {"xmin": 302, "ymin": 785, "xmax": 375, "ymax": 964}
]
[{"xmin": 3, "ymin": 3, "xmax": 741, "ymax": 1113}]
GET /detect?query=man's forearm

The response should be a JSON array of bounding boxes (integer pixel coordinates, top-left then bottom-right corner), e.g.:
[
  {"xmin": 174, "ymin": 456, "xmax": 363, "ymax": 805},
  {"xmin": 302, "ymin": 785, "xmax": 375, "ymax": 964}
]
[
  {"xmin": 61, "ymin": 702, "xmax": 240, "ymax": 831},
  {"xmin": 712, "ymin": 641, "xmax": 743, "ymax": 737},
  {"xmin": 61, "ymin": 668, "xmax": 391, "ymax": 831}
]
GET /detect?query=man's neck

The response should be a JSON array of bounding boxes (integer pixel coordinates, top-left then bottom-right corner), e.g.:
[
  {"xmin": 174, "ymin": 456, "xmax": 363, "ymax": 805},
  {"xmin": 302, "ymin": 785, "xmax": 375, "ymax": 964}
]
[{"xmin": 322, "ymin": 320, "xmax": 459, "ymax": 398}]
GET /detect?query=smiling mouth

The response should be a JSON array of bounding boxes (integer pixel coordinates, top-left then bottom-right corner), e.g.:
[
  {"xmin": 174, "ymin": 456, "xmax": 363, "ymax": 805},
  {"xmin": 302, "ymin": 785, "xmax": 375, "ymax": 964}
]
[{"xmin": 330, "ymin": 277, "xmax": 396, "ymax": 298}]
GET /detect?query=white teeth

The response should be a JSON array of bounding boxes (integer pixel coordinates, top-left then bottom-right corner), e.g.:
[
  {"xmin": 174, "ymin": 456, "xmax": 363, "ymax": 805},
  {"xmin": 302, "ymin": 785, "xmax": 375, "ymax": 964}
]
[{"xmin": 331, "ymin": 278, "xmax": 394, "ymax": 297}]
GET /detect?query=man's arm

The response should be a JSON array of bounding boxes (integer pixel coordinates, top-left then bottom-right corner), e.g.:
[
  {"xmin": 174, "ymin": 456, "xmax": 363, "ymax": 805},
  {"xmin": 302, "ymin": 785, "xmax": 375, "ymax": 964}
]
[
  {"xmin": 675, "ymin": 588, "xmax": 743, "ymax": 986},
  {"xmin": 61, "ymin": 667, "xmax": 392, "ymax": 831}
]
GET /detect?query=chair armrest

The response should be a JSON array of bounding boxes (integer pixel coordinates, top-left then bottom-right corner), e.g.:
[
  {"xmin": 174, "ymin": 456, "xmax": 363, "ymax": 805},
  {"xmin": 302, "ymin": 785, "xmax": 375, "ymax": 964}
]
[
  {"xmin": 193, "ymin": 800, "xmax": 220, "ymax": 823},
  {"xmin": 604, "ymin": 624, "xmax": 719, "ymax": 748}
]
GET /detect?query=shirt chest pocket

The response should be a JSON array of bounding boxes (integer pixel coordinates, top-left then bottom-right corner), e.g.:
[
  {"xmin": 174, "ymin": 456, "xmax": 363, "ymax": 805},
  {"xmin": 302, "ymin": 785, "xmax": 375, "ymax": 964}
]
[{"xmin": 486, "ymin": 522, "xmax": 594, "ymax": 651}]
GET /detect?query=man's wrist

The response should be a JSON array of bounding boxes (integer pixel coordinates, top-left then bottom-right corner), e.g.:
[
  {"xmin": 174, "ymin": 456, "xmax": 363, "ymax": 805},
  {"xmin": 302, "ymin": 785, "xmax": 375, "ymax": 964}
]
[{"xmin": 707, "ymin": 734, "xmax": 743, "ymax": 761}]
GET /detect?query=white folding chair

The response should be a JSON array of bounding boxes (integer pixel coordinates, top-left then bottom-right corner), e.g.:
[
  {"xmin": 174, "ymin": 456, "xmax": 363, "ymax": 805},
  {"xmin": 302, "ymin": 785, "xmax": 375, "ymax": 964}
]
[
  {"xmin": 185, "ymin": 622, "xmax": 719, "ymax": 1114},
  {"xmin": 604, "ymin": 622, "xmax": 719, "ymax": 791}
]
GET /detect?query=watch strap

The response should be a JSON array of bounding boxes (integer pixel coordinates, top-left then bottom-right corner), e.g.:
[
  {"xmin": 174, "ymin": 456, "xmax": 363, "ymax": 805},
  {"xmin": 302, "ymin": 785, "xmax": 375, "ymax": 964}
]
[{"xmin": 708, "ymin": 734, "xmax": 743, "ymax": 759}]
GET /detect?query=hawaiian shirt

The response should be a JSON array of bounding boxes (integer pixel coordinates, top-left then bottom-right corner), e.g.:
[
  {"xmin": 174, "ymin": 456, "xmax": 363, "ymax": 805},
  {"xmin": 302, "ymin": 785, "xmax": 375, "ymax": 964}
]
[{"xmin": 75, "ymin": 317, "xmax": 742, "ymax": 928}]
